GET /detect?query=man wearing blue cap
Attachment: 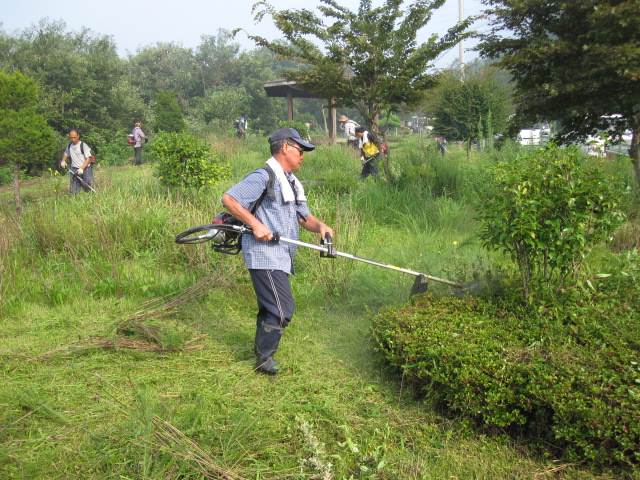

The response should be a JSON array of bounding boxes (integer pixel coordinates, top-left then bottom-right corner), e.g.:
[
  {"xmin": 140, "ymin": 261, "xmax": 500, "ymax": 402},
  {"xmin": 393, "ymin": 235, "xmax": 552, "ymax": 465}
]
[{"xmin": 222, "ymin": 127, "xmax": 334, "ymax": 375}]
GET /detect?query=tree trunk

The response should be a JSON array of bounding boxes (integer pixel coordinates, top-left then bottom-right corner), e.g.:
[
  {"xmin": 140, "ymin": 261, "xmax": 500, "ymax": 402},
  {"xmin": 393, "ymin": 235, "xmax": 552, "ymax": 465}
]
[
  {"xmin": 382, "ymin": 149, "xmax": 392, "ymax": 183},
  {"xmin": 370, "ymin": 120, "xmax": 392, "ymax": 182},
  {"xmin": 12, "ymin": 163, "xmax": 22, "ymax": 218}
]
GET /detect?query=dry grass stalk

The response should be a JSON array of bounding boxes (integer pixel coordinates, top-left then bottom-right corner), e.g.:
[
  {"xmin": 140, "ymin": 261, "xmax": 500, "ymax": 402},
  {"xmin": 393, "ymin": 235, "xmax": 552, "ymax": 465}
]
[
  {"xmin": 149, "ymin": 416, "xmax": 250, "ymax": 480},
  {"xmin": 534, "ymin": 463, "xmax": 578, "ymax": 478},
  {"xmin": 29, "ymin": 335, "xmax": 206, "ymax": 361},
  {"xmin": 127, "ymin": 274, "xmax": 230, "ymax": 322}
]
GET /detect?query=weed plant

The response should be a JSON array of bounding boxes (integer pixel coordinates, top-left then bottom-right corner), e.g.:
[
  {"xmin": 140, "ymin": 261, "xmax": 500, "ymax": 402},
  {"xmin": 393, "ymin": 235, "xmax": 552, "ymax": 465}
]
[{"xmin": 0, "ymin": 137, "xmax": 636, "ymax": 479}]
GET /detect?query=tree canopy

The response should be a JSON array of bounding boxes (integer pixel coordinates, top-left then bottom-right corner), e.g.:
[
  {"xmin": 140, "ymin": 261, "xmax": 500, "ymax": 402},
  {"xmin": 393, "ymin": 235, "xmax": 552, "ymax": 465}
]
[
  {"xmin": 426, "ymin": 64, "xmax": 512, "ymax": 144},
  {"xmin": 242, "ymin": 0, "xmax": 474, "ymax": 131},
  {"xmin": 478, "ymin": 0, "xmax": 640, "ymax": 183}
]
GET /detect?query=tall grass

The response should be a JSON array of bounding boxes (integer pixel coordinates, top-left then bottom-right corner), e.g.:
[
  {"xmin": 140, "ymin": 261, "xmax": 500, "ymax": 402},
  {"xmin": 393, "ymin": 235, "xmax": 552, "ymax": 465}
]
[{"xmin": 0, "ymin": 136, "xmax": 636, "ymax": 479}]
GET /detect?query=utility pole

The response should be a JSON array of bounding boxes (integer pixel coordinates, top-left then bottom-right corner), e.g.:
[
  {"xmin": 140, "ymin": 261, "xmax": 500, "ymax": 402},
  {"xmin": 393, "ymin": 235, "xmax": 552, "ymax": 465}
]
[{"xmin": 459, "ymin": 0, "xmax": 465, "ymax": 80}]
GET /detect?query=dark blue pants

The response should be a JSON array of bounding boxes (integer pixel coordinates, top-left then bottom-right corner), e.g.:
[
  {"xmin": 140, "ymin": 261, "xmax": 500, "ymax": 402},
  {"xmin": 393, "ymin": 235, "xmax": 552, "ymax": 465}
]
[
  {"xmin": 249, "ymin": 270, "xmax": 295, "ymax": 364},
  {"xmin": 361, "ymin": 153, "xmax": 380, "ymax": 179}
]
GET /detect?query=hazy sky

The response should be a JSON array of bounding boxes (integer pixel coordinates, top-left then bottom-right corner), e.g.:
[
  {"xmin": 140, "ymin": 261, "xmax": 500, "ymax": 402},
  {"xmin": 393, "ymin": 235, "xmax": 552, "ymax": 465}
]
[{"xmin": 0, "ymin": 0, "xmax": 488, "ymax": 69}]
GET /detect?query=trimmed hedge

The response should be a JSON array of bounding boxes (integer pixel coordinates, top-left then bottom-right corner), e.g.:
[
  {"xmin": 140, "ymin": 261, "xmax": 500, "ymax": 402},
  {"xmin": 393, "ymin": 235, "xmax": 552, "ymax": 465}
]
[{"xmin": 372, "ymin": 292, "xmax": 639, "ymax": 467}]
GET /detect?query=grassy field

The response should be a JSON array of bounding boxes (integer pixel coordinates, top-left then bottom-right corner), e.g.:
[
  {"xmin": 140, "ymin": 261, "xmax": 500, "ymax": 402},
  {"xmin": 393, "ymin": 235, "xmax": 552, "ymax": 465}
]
[{"xmin": 0, "ymin": 136, "xmax": 636, "ymax": 479}]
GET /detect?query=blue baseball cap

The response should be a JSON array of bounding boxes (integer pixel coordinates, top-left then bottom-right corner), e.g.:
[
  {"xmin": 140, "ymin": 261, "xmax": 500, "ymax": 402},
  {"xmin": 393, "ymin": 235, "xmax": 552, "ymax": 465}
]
[{"xmin": 268, "ymin": 127, "xmax": 315, "ymax": 151}]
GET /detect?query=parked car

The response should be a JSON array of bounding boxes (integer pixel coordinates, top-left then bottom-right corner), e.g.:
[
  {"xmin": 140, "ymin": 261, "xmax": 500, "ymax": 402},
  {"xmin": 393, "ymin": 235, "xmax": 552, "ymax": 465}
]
[{"xmin": 518, "ymin": 128, "xmax": 542, "ymax": 146}]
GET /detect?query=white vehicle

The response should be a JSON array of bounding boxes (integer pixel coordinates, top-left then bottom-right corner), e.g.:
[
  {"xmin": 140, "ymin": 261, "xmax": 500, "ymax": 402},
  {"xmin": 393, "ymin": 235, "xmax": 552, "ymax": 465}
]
[
  {"xmin": 533, "ymin": 122, "xmax": 551, "ymax": 136},
  {"xmin": 518, "ymin": 128, "xmax": 542, "ymax": 146}
]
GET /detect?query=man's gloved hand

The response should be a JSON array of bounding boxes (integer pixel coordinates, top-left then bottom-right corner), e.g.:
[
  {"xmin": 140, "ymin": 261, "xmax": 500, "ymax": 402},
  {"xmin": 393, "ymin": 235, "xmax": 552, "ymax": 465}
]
[
  {"xmin": 360, "ymin": 156, "xmax": 365, "ymax": 164},
  {"xmin": 61, "ymin": 160, "xmax": 67, "ymax": 169},
  {"xmin": 77, "ymin": 168, "xmax": 84, "ymax": 175}
]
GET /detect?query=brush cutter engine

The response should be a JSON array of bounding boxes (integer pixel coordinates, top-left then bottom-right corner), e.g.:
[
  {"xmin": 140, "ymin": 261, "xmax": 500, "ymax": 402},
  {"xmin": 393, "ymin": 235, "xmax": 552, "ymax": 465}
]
[{"xmin": 209, "ymin": 212, "xmax": 244, "ymax": 254}]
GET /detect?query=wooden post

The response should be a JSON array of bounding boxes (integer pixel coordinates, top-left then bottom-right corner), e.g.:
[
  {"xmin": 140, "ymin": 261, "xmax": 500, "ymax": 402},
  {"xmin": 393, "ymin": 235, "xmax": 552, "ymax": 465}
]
[
  {"xmin": 287, "ymin": 88, "xmax": 294, "ymax": 121},
  {"xmin": 328, "ymin": 98, "xmax": 337, "ymax": 143}
]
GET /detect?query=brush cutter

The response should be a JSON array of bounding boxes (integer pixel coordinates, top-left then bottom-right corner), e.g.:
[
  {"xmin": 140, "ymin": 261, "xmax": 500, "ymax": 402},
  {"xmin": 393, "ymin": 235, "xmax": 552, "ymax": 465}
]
[
  {"xmin": 67, "ymin": 168, "xmax": 97, "ymax": 194},
  {"xmin": 175, "ymin": 214, "xmax": 464, "ymax": 295},
  {"xmin": 348, "ymin": 154, "xmax": 380, "ymax": 173}
]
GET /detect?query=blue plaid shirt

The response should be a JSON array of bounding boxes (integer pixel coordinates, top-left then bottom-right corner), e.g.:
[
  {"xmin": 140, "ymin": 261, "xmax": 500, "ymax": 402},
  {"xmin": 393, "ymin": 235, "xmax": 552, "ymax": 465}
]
[{"xmin": 224, "ymin": 167, "xmax": 310, "ymax": 274}]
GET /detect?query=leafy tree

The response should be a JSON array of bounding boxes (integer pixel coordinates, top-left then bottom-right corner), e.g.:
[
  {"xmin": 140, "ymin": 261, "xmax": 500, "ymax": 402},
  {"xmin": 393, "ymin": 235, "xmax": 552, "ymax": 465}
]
[
  {"xmin": 241, "ymin": 0, "xmax": 473, "ymax": 180},
  {"xmin": 427, "ymin": 68, "xmax": 511, "ymax": 146},
  {"xmin": 194, "ymin": 30, "xmax": 242, "ymax": 97},
  {"xmin": 127, "ymin": 42, "xmax": 199, "ymax": 107},
  {"xmin": 197, "ymin": 86, "xmax": 251, "ymax": 130},
  {"xmin": 227, "ymin": 47, "xmax": 291, "ymax": 133},
  {"xmin": 379, "ymin": 110, "xmax": 401, "ymax": 133},
  {"xmin": 478, "ymin": 0, "xmax": 640, "ymax": 184},
  {"xmin": 154, "ymin": 90, "xmax": 187, "ymax": 133},
  {"xmin": 0, "ymin": 71, "xmax": 56, "ymax": 216},
  {"xmin": 476, "ymin": 144, "xmax": 626, "ymax": 301},
  {"xmin": 150, "ymin": 132, "xmax": 229, "ymax": 189},
  {"xmin": 0, "ymin": 20, "xmax": 148, "ymax": 138}
]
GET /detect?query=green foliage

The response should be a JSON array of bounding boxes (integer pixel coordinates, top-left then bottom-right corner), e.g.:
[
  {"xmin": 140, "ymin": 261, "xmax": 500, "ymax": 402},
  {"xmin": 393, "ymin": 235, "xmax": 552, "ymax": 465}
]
[
  {"xmin": 154, "ymin": 90, "xmax": 187, "ymax": 133},
  {"xmin": 428, "ymin": 69, "xmax": 511, "ymax": 142},
  {"xmin": 478, "ymin": 0, "xmax": 640, "ymax": 184},
  {"xmin": 476, "ymin": 144, "xmax": 626, "ymax": 300},
  {"xmin": 197, "ymin": 85, "xmax": 251, "ymax": 129},
  {"xmin": 0, "ymin": 20, "xmax": 148, "ymax": 138},
  {"xmin": 0, "ymin": 165, "xmax": 12, "ymax": 186},
  {"xmin": 380, "ymin": 110, "xmax": 401, "ymax": 130},
  {"xmin": 0, "ymin": 71, "xmax": 56, "ymax": 213},
  {"xmin": 0, "ymin": 69, "xmax": 38, "ymax": 109},
  {"xmin": 126, "ymin": 42, "xmax": 199, "ymax": 106},
  {"xmin": 277, "ymin": 120, "xmax": 309, "ymax": 140},
  {"xmin": 94, "ymin": 130, "xmax": 136, "ymax": 166},
  {"xmin": 372, "ymin": 290, "xmax": 640, "ymax": 467},
  {"xmin": 245, "ymin": 0, "xmax": 474, "ymax": 143},
  {"xmin": 150, "ymin": 131, "xmax": 229, "ymax": 188}
]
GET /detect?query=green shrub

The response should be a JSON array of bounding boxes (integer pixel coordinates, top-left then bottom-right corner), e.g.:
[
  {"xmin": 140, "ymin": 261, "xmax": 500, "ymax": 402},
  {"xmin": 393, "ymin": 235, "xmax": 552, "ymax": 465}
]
[
  {"xmin": 150, "ymin": 132, "xmax": 229, "ymax": 188},
  {"xmin": 372, "ymin": 291, "xmax": 640, "ymax": 467},
  {"xmin": 476, "ymin": 144, "xmax": 626, "ymax": 300},
  {"xmin": 92, "ymin": 130, "xmax": 135, "ymax": 166},
  {"xmin": 277, "ymin": 120, "xmax": 309, "ymax": 141},
  {"xmin": 0, "ymin": 165, "xmax": 11, "ymax": 186}
]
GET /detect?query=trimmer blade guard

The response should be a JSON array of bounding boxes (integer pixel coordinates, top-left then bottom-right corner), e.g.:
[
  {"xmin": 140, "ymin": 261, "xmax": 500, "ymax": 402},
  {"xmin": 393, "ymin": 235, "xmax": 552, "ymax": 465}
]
[{"xmin": 410, "ymin": 274, "xmax": 429, "ymax": 296}]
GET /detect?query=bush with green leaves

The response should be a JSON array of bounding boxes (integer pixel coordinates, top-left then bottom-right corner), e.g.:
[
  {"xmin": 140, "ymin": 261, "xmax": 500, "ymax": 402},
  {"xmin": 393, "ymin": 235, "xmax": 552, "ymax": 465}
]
[
  {"xmin": 277, "ymin": 120, "xmax": 309, "ymax": 141},
  {"xmin": 476, "ymin": 144, "xmax": 626, "ymax": 300},
  {"xmin": 150, "ymin": 132, "xmax": 229, "ymax": 188},
  {"xmin": 372, "ymin": 291, "xmax": 640, "ymax": 467}
]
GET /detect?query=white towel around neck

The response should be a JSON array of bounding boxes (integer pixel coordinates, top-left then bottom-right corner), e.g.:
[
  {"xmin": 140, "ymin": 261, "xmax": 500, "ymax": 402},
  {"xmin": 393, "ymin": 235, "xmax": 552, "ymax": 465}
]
[{"xmin": 266, "ymin": 157, "xmax": 307, "ymax": 203}]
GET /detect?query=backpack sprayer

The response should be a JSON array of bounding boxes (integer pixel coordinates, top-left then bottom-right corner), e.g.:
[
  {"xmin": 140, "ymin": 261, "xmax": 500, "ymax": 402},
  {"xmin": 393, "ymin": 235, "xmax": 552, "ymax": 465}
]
[{"xmin": 175, "ymin": 213, "xmax": 464, "ymax": 295}]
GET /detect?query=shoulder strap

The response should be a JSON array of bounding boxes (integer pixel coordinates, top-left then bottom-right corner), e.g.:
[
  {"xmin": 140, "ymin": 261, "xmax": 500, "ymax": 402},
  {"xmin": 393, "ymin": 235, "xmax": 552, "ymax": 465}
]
[
  {"xmin": 249, "ymin": 165, "xmax": 276, "ymax": 214},
  {"xmin": 67, "ymin": 142, "xmax": 85, "ymax": 155}
]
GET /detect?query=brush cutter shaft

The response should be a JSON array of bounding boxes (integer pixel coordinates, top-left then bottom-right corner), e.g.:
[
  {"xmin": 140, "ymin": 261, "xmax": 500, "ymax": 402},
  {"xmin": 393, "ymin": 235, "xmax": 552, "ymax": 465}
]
[
  {"xmin": 276, "ymin": 236, "xmax": 462, "ymax": 287},
  {"xmin": 67, "ymin": 168, "xmax": 96, "ymax": 193}
]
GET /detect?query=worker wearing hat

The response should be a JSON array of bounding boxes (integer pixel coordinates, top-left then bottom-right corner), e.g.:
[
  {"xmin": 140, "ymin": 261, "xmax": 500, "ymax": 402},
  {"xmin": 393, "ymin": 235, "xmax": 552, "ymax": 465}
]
[
  {"xmin": 221, "ymin": 127, "xmax": 334, "ymax": 375},
  {"xmin": 339, "ymin": 115, "xmax": 360, "ymax": 149}
]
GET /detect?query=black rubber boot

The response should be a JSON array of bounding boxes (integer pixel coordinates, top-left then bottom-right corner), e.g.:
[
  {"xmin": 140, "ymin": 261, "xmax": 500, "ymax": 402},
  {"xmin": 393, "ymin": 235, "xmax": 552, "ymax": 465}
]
[{"xmin": 254, "ymin": 321, "xmax": 284, "ymax": 375}]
